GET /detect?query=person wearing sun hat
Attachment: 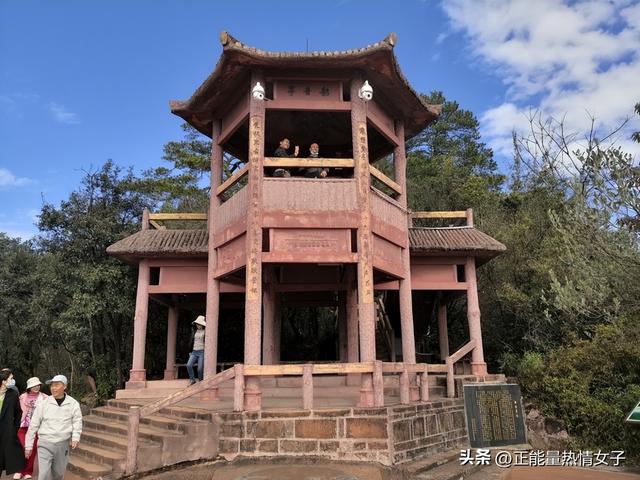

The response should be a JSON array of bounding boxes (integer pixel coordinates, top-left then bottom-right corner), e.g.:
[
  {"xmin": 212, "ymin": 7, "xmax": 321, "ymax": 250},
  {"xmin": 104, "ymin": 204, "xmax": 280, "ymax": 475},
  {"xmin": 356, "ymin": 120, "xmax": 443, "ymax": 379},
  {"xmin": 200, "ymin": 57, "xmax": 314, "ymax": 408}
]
[
  {"xmin": 186, "ymin": 315, "xmax": 206, "ymax": 386},
  {"xmin": 15, "ymin": 377, "xmax": 48, "ymax": 479},
  {"xmin": 25, "ymin": 374, "xmax": 82, "ymax": 480}
]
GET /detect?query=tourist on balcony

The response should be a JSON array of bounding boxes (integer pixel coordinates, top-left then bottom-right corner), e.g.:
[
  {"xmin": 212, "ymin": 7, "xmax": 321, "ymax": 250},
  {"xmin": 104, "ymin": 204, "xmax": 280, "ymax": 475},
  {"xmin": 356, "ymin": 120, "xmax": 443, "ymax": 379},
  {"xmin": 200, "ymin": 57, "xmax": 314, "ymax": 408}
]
[
  {"xmin": 16, "ymin": 377, "xmax": 47, "ymax": 480},
  {"xmin": 0, "ymin": 369, "xmax": 26, "ymax": 478},
  {"xmin": 187, "ymin": 315, "xmax": 206, "ymax": 385},
  {"xmin": 25, "ymin": 374, "xmax": 82, "ymax": 480},
  {"xmin": 272, "ymin": 138, "xmax": 298, "ymax": 177},
  {"xmin": 303, "ymin": 143, "xmax": 328, "ymax": 178}
]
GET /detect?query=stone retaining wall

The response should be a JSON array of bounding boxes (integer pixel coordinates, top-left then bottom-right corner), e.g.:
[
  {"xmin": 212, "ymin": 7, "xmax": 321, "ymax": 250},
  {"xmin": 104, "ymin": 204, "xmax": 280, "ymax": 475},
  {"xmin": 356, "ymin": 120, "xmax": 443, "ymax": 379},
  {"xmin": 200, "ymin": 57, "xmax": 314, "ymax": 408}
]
[{"xmin": 216, "ymin": 398, "xmax": 467, "ymax": 465}]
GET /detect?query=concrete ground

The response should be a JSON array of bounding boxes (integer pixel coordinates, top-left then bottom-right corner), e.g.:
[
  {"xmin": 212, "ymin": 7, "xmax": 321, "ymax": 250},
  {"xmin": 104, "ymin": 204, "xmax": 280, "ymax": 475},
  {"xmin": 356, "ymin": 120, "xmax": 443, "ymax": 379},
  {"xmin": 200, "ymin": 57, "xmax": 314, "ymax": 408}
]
[{"xmin": 3, "ymin": 460, "xmax": 640, "ymax": 480}]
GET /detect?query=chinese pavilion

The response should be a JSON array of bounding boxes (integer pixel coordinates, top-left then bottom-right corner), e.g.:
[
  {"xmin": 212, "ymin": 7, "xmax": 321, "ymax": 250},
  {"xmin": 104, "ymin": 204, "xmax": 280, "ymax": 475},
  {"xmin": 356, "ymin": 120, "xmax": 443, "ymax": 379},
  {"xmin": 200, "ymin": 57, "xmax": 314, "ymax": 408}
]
[{"xmin": 94, "ymin": 32, "xmax": 506, "ymax": 477}]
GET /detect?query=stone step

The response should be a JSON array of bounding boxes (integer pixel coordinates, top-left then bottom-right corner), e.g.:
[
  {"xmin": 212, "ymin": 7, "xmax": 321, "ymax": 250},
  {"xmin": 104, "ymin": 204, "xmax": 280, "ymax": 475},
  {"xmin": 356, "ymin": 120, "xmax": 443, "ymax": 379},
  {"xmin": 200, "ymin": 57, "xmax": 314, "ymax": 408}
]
[
  {"xmin": 84, "ymin": 415, "xmax": 185, "ymax": 444},
  {"xmin": 81, "ymin": 428, "xmax": 158, "ymax": 452},
  {"xmin": 66, "ymin": 454, "xmax": 113, "ymax": 479},
  {"xmin": 73, "ymin": 441, "xmax": 124, "ymax": 468},
  {"xmin": 91, "ymin": 406, "xmax": 209, "ymax": 432},
  {"xmin": 416, "ymin": 457, "xmax": 485, "ymax": 480},
  {"xmin": 405, "ymin": 449, "xmax": 460, "ymax": 476}
]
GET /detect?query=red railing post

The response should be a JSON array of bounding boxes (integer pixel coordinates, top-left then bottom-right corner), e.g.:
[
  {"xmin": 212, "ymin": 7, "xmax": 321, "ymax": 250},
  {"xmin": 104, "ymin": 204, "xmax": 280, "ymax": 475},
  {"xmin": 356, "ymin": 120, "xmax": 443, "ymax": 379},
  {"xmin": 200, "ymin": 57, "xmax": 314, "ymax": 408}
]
[
  {"xmin": 234, "ymin": 364, "xmax": 244, "ymax": 412},
  {"xmin": 125, "ymin": 406, "xmax": 141, "ymax": 475},
  {"xmin": 420, "ymin": 368, "xmax": 429, "ymax": 402},
  {"xmin": 373, "ymin": 361, "xmax": 384, "ymax": 407},
  {"xmin": 302, "ymin": 364, "xmax": 313, "ymax": 410},
  {"xmin": 400, "ymin": 367, "xmax": 410, "ymax": 405}
]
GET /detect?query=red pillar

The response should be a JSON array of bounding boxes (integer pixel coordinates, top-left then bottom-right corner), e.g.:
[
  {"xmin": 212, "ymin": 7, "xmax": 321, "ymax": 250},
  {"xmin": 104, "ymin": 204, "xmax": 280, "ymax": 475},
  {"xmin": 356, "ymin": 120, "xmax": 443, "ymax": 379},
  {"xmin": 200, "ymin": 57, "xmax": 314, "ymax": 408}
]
[
  {"xmin": 203, "ymin": 118, "xmax": 223, "ymax": 400},
  {"xmin": 465, "ymin": 257, "xmax": 487, "ymax": 375},
  {"xmin": 338, "ymin": 291, "xmax": 348, "ymax": 362},
  {"xmin": 163, "ymin": 305, "xmax": 178, "ymax": 380},
  {"xmin": 438, "ymin": 302, "xmax": 449, "ymax": 361},
  {"xmin": 262, "ymin": 267, "xmax": 275, "ymax": 365},
  {"xmin": 244, "ymin": 70, "xmax": 265, "ymax": 410},
  {"xmin": 128, "ymin": 256, "xmax": 150, "ymax": 386},
  {"xmin": 273, "ymin": 291, "xmax": 281, "ymax": 364},
  {"xmin": 351, "ymin": 77, "xmax": 376, "ymax": 407}
]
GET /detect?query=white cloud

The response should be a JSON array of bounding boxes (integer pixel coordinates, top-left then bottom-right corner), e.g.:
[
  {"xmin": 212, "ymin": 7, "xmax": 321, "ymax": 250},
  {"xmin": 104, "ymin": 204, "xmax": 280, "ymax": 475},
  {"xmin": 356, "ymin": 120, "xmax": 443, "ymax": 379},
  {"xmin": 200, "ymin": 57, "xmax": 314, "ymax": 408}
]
[
  {"xmin": 0, "ymin": 168, "xmax": 33, "ymax": 187},
  {"xmin": 442, "ymin": 0, "xmax": 640, "ymax": 158},
  {"xmin": 48, "ymin": 102, "xmax": 80, "ymax": 124}
]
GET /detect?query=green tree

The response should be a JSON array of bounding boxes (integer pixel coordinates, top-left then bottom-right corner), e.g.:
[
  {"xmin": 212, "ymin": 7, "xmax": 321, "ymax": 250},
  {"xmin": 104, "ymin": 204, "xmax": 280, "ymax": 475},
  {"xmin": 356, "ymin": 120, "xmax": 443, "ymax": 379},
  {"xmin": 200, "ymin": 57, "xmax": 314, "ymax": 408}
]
[
  {"xmin": 36, "ymin": 161, "xmax": 151, "ymax": 394},
  {"xmin": 407, "ymin": 91, "xmax": 505, "ymax": 213}
]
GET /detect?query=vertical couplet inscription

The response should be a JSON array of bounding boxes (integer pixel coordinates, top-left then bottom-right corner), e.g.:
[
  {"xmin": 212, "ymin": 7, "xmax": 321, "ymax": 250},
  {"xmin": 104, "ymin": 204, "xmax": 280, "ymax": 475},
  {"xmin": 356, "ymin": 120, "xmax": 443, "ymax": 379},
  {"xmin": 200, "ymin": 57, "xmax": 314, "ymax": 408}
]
[
  {"xmin": 247, "ymin": 116, "xmax": 263, "ymax": 301},
  {"xmin": 463, "ymin": 384, "xmax": 527, "ymax": 448},
  {"xmin": 356, "ymin": 121, "xmax": 373, "ymax": 304}
]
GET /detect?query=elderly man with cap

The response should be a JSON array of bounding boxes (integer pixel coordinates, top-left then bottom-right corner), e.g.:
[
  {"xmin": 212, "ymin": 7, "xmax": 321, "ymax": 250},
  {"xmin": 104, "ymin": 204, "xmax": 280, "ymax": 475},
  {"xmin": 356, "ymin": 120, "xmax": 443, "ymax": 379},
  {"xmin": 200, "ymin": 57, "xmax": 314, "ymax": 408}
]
[
  {"xmin": 25, "ymin": 374, "xmax": 82, "ymax": 480},
  {"xmin": 187, "ymin": 315, "xmax": 206, "ymax": 386}
]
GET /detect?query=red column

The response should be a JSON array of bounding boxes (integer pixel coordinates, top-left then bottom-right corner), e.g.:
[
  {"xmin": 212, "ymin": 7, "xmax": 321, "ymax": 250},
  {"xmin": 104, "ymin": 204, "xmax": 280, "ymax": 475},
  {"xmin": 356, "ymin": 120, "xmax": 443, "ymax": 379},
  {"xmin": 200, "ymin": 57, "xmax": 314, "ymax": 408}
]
[
  {"xmin": 346, "ymin": 267, "xmax": 360, "ymax": 385},
  {"xmin": 338, "ymin": 291, "xmax": 348, "ymax": 362},
  {"xmin": 273, "ymin": 290, "xmax": 281, "ymax": 364},
  {"xmin": 244, "ymin": 70, "xmax": 266, "ymax": 411},
  {"xmin": 438, "ymin": 302, "xmax": 449, "ymax": 361},
  {"xmin": 465, "ymin": 257, "xmax": 487, "ymax": 375},
  {"xmin": 262, "ymin": 267, "xmax": 275, "ymax": 365},
  {"xmin": 163, "ymin": 305, "xmax": 178, "ymax": 380},
  {"xmin": 351, "ymin": 77, "xmax": 376, "ymax": 407},
  {"xmin": 203, "ymin": 119, "xmax": 223, "ymax": 401},
  {"xmin": 394, "ymin": 120, "xmax": 418, "ymax": 400},
  {"xmin": 128, "ymin": 257, "xmax": 150, "ymax": 386}
]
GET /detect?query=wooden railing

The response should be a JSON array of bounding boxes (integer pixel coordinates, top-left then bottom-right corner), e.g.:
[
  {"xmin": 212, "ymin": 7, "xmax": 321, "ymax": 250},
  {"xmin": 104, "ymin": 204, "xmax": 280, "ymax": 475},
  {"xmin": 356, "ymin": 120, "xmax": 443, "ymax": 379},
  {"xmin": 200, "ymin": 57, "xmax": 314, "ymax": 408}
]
[
  {"xmin": 411, "ymin": 208, "xmax": 474, "ymax": 227},
  {"xmin": 445, "ymin": 339, "xmax": 478, "ymax": 398},
  {"xmin": 369, "ymin": 164, "xmax": 402, "ymax": 196},
  {"xmin": 216, "ymin": 164, "xmax": 249, "ymax": 197},
  {"xmin": 146, "ymin": 211, "xmax": 207, "ymax": 230},
  {"xmin": 264, "ymin": 157, "xmax": 355, "ymax": 169}
]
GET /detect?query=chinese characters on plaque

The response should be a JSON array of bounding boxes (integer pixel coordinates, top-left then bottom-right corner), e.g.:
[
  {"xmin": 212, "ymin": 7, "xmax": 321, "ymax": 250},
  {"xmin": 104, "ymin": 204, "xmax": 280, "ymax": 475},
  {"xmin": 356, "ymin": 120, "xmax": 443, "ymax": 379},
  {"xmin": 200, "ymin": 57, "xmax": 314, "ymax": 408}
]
[
  {"xmin": 275, "ymin": 81, "xmax": 341, "ymax": 101},
  {"xmin": 463, "ymin": 384, "xmax": 527, "ymax": 448}
]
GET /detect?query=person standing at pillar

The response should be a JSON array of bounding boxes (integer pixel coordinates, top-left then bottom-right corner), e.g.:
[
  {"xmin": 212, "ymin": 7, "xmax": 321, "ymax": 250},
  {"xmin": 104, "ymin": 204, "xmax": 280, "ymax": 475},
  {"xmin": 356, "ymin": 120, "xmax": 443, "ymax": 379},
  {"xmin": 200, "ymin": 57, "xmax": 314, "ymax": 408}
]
[
  {"xmin": 0, "ymin": 369, "xmax": 26, "ymax": 478},
  {"xmin": 16, "ymin": 377, "xmax": 47, "ymax": 480},
  {"xmin": 25, "ymin": 374, "xmax": 82, "ymax": 480},
  {"xmin": 187, "ymin": 315, "xmax": 206, "ymax": 385}
]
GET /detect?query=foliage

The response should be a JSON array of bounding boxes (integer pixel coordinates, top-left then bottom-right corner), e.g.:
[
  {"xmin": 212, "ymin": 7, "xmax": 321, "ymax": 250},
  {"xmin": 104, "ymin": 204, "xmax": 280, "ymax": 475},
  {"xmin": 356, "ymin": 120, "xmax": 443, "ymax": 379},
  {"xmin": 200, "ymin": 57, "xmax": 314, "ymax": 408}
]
[{"xmin": 515, "ymin": 318, "xmax": 640, "ymax": 461}]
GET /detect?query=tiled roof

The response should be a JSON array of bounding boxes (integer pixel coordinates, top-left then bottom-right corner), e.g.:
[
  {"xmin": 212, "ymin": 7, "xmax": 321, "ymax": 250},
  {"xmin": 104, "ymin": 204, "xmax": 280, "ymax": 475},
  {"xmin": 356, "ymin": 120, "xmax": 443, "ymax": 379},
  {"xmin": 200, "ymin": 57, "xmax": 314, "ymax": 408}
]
[
  {"xmin": 107, "ymin": 227, "xmax": 505, "ymax": 263},
  {"xmin": 106, "ymin": 229, "xmax": 208, "ymax": 260},
  {"xmin": 170, "ymin": 31, "xmax": 441, "ymax": 140},
  {"xmin": 409, "ymin": 227, "xmax": 506, "ymax": 255}
]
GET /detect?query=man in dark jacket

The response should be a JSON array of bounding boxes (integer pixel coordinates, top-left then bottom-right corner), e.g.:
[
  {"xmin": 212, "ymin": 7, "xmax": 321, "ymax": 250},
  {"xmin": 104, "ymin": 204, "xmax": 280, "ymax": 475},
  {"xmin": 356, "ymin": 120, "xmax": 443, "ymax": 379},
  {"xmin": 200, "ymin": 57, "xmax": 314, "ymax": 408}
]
[
  {"xmin": 272, "ymin": 138, "xmax": 299, "ymax": 177},
  {"xmin": 0, "ymin": 369, "xmax": 26, "ymax": 477}
]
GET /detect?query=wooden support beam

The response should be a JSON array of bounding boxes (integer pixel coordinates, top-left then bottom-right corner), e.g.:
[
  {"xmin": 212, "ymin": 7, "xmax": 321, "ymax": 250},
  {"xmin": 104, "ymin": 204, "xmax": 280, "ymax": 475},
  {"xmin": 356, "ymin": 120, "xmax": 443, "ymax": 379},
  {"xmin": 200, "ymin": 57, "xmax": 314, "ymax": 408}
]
[
  {"xmin": 263, "ymin": 157, "xmax": 355, "ymax": 168},
  {"xmin": 148, "ymin": 220, "xmax": 166, "ymax": 230},
  {"xmin": 411, "ymin": 211, "xmax": 468, "ymax": 219},
  {"xmin": 369, "ymin": 164, "xmax": 402, "ymax": 195},
  {"xmin": 148, "ymin": 213, "xmax": 208, "ymax": 221},
  {"xmin": 216, "ymin": 164, "xmax": 249, "ymax": 197}
]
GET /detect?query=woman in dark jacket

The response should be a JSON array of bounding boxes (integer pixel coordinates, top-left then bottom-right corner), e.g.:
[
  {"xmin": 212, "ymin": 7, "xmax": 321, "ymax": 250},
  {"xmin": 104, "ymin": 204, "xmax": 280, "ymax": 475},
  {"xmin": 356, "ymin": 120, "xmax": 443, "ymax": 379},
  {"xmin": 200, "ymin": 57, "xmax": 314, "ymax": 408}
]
[{"xmin": 0, "ymin": 369, "xmax": 26, "ymax": 476}]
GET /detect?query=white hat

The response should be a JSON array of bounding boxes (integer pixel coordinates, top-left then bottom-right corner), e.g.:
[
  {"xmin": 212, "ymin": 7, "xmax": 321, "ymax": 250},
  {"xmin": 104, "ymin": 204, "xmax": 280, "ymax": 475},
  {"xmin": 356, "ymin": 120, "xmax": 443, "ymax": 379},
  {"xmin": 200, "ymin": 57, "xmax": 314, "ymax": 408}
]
[
  {"xmin": 26, "ymin": 377, "xmax": 43, "ymax": 390},
  {"xmin": 193, "ymin": 315, "xmax": 206, "ymax": 327},
  {"xmin": 46, "ymin": 374, "xmax": 68, "ymax": 386}
]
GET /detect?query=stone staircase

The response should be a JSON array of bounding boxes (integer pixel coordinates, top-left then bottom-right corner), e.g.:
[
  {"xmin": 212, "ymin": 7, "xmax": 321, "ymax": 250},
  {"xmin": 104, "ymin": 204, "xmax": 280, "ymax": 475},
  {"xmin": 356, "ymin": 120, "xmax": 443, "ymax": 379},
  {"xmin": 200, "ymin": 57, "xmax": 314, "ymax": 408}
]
[
  {"xmin": 68, "ymin": 399, "xmax": 218, "ymax": 479},
  {"xmin": 404, "ymin": 449, "xmax": 488, "ymax": 480},
  {"xmin": 70, "ymin": 373, "xmax": 482, "ymax": 478}
]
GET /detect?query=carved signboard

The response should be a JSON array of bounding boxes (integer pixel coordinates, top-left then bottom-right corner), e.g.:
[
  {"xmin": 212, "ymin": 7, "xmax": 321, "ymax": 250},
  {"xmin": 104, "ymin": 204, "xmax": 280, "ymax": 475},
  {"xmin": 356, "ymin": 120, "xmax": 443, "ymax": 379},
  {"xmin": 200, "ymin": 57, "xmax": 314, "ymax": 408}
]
[
  {"xmin": 271, "ymin": 229, "xmax": 350, "ymax": 254},
  {"xmin": 463, "ymin": 383, "xmax": 527, "ymax": 448},
  {"xmin": 274, "ymin": 80, "xmax": 341, "ymax": 101}
]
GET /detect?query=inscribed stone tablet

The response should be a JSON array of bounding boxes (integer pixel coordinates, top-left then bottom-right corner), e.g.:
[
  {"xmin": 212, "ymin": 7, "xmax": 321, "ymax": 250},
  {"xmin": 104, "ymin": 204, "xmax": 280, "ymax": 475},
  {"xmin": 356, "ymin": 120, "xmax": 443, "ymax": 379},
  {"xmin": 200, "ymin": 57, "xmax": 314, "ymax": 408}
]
[{"xmin": 463, "ymin": 383, "xmax": 527, "ymax": 448}]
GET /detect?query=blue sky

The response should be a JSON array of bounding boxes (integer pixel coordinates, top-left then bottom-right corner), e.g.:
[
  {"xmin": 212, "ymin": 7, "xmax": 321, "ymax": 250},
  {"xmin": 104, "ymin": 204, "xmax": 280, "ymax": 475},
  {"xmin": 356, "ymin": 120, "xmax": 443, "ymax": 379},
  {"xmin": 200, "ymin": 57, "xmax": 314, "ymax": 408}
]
[{"xmin": 1, "ymin": 0, "xmax": 639, "ymax": 240}]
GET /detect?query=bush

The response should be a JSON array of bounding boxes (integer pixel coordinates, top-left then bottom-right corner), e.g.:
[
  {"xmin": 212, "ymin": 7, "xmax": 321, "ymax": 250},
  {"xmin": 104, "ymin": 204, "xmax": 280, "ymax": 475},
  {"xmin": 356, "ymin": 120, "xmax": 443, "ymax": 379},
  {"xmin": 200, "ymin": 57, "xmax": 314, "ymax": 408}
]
[{"xmin": 515, "ymin": 316, "xmax": 640, "ymax": 462}]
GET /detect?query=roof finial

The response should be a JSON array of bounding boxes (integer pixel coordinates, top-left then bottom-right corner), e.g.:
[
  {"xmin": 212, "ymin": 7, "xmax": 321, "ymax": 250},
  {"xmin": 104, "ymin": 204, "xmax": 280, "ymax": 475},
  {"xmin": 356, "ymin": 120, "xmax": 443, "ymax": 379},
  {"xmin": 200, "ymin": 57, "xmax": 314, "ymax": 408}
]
[{"xmin": 386, "ymin": 32, "xmax": 398, "ymax": 47}]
